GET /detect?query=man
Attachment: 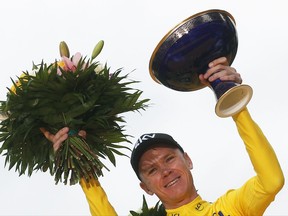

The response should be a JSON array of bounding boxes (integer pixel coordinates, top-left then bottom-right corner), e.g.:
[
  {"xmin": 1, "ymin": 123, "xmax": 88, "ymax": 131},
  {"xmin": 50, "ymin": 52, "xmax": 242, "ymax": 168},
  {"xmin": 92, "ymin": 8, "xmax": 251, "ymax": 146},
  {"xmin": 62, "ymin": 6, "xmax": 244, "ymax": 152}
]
[
  {"xmin": 42, "ymin": 57, "xmax": 284, "ymax": 215},
  {"xmin": 130, "ymin": 112, "xmax": 284, "ymax": 215}
]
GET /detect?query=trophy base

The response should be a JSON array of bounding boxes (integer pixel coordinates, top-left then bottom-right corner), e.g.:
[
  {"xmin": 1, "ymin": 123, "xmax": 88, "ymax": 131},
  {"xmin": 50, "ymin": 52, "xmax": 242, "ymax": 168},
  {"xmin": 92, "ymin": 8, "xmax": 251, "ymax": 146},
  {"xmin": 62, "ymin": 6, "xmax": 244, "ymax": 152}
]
[{"xmin": 215, "ymin": 84, "xmax": 253, "ymax": 118}]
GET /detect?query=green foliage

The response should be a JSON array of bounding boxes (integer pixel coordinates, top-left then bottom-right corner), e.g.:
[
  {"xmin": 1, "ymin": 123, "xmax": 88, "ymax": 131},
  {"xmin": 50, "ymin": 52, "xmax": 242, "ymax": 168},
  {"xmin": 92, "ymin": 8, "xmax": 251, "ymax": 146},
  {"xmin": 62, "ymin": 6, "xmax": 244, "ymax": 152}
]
[
  {"xmin": 0, "ymin": 56, "xmax": 149, "ymax": 185},
  {"xmin": 129, "ymin": 195, "xmax": 166, "ymax": 216}
]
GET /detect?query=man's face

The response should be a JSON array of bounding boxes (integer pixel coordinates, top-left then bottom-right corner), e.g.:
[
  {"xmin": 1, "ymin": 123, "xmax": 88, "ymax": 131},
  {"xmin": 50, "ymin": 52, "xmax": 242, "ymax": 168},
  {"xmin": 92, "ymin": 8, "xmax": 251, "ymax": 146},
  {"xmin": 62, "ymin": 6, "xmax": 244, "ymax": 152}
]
[{"xmin": 138, "ymin": 144, "xmax": 197, "ymax": 209}]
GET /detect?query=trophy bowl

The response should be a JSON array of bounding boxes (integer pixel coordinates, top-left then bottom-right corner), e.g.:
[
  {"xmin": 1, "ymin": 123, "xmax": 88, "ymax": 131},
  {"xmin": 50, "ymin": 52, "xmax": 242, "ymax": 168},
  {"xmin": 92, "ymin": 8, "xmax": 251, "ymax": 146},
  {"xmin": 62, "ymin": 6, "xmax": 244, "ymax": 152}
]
[{"xmin": 149, "ymin": 9, "xmax": 252, "ymax": 117}]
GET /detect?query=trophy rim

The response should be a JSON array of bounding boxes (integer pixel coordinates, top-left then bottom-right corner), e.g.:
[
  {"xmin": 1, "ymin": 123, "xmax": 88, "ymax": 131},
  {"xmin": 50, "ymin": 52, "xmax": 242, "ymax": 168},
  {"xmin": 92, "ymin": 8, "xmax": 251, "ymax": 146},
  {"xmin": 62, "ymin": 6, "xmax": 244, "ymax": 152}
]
[
  {"xmin": 215, "ymin": 84, "xmax": 253, "ymax": 117},
  {"xmin": 149, "ymin": 9, "xmax": 236, "ymax": 85}
]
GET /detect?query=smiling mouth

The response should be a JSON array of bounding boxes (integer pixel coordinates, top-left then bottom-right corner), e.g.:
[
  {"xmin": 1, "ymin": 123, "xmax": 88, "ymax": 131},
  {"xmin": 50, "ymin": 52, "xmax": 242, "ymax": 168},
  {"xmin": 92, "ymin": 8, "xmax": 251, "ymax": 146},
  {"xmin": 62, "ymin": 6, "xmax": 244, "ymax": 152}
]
[{"xmin": 165, "ymin": 177, "xmax": 180, "ymax": 188}]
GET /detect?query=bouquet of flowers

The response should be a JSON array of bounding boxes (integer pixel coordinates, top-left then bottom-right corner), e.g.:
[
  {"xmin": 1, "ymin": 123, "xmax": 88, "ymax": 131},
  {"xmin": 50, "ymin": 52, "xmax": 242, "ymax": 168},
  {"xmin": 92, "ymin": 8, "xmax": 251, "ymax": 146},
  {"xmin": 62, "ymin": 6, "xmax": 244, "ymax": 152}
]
[{"xmin": 0, "ymin": 41, "xmax": 149, "ymax": 185}]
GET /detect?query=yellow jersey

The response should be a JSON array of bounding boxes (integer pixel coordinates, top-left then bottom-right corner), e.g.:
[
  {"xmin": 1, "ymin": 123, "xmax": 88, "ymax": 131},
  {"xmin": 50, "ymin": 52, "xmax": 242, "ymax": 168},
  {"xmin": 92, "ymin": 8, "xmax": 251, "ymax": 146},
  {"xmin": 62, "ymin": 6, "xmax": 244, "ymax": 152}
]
[
  {"xmin": 166, "ymin": 108, "xmax": 284, "ymax": 216},
  {"xmin": 81, "ymin": 108, "xmax": 284, "ymax": 216}
]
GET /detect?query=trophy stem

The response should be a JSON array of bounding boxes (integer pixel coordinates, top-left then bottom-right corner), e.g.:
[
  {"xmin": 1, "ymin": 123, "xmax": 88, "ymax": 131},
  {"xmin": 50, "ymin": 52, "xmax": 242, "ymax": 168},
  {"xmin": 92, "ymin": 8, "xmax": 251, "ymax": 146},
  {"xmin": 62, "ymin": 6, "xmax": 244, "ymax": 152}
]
[{"xmin": 210, "ymin": 80, "xmax": 253, "ymax": 117}]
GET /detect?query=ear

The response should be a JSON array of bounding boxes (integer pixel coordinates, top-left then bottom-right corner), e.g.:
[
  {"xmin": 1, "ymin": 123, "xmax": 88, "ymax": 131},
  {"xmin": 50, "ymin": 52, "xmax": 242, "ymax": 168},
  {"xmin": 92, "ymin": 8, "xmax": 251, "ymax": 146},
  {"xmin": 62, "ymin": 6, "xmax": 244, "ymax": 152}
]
[
  {"xmin": 140, "ymin": 182, "xmax": 154, "ymax": 195},
  {"xmin": 183, "ymin": 152, "xmax": 193, "ymax": 170}
]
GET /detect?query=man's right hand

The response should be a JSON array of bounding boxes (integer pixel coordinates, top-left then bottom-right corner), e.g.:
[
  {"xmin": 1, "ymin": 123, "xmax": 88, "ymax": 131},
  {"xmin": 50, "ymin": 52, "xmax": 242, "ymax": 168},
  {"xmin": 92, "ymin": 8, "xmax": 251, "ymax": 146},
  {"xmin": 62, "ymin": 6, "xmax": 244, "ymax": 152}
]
[
  {"xmin": 40, "ymin": 127, "xmax": 69, "ymax": 152},
  {"xmin": 40, "ymin": 127, "xmax": 87, "ymax": 152}
]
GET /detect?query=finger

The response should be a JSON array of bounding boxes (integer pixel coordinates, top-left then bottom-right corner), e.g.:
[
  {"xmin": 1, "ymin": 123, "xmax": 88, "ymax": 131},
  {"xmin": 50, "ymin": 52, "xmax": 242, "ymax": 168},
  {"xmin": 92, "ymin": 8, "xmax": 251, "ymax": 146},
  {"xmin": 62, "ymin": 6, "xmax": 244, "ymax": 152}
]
[
  {"xmin": 208, "ymin": 68, "xmax": 242, "ymax": 84},
  {"xmin": 40, "ymin": 127, "xmax": 69, "ymax": 152},
  {"xmin": 218, "ymin": 72, "xmax": 242, "ymax": 84},
  {"xmin": 53, "ymin": 142, "xmax": 62, "ymax": 152},
  {"xmin": 208, "ymin": 57, "xmax": 228, "ymax": 68},
  {"xmin": 52, "ymin": 128, "xmax": 69, "ymax": 152},
  {"xmin": 40, "ymin": 127, "xmax": 55, "ymax": 142},
  {"xmin": 207, "ymin": 68, "xmax": 230, "ymax": 82},
  {"xmin": 198, "ymin": 74, "xmax": 209, "ymax": 86},
  {"xmin": 53, "ymin": 127, "xmax": 69, "ymax": 142},
  {"xmin": 204, "ymin": 64, "xmax": 225, "ymax": 79},
  {"xmin": 53, "ymin": 133, "xmax": 68, "ymax": 152},
  {"xmin": 52, "ymin": 127, "xmax": 69, "ymax": 143},
  {"xmin": 78, "ymin": 130, "xmax": 87, "ymax": 139}
]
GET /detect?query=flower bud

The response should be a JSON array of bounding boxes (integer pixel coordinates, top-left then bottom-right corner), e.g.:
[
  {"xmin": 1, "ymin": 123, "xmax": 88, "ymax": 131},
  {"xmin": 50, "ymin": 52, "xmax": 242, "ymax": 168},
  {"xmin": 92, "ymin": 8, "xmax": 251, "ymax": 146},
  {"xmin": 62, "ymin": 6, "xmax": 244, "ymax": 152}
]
[
  {"xmin": 91, "ymin": 40, "xmax": 104, "ymax": 61},
  {"xmin": 59, "ymin": 41, "xmax": 70, "ymax": 58}
]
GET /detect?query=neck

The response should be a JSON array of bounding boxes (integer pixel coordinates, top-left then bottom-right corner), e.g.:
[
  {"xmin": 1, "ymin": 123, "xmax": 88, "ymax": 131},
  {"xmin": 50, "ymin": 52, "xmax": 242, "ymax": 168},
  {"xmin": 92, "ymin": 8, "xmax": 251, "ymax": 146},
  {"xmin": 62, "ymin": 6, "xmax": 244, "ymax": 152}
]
[{"xmin": 163, "ymin": 190, "xmax": 199, "ymax": 210}]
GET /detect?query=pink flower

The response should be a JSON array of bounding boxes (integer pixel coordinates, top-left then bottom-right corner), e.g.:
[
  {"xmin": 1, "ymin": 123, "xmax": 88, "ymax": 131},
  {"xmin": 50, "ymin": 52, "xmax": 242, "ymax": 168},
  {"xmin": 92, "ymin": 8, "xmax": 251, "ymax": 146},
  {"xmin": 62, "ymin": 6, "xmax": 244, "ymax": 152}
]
[
  {"xmin": 62, "ymin": 56, "xmax": 76, "ymax": 72},
  {"xmin": 72, "ymin": 52, "xmax": 82, "ymax": 66},
  {"xmin": 57, "ymin": 52, "xmax": 87, "ymax": 75}
]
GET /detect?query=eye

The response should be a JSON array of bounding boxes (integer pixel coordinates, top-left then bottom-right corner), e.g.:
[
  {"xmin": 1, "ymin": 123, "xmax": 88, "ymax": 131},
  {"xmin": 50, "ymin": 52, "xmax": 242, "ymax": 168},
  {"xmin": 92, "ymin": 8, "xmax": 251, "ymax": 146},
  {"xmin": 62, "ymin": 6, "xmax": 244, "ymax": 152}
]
[
  {"xmin": 166, "ymin": 155, "xmax": 175, "ymax": 163},
  {"xmin": 148, "ymin": 167, "xmax": 157, "ymax": 175}
]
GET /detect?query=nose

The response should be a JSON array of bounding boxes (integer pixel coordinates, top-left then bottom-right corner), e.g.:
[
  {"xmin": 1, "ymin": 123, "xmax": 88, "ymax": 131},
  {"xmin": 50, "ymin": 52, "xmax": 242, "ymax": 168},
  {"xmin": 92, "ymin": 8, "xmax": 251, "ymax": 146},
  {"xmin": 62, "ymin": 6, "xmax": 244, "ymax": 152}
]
[{"xmin": 162, "ymin": 168, "xmax": 172, "ymax": 177}]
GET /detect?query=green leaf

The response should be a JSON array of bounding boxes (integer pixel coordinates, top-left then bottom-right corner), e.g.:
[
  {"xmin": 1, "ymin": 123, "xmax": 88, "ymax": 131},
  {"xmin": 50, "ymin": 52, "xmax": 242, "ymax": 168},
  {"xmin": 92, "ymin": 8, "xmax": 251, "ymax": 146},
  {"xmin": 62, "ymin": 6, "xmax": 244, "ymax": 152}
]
[{"xmin": 129, "ymin": 195, "xmax": 166, "ymax": 216}]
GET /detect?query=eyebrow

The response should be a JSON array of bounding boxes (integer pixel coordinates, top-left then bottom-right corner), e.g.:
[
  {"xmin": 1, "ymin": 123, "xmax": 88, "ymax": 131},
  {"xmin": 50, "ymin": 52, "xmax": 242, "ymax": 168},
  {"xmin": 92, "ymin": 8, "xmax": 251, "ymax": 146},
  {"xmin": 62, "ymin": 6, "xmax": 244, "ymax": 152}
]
[{"xmin": 140, "ymin": 151, "xmax": 176, "ymax": 170}]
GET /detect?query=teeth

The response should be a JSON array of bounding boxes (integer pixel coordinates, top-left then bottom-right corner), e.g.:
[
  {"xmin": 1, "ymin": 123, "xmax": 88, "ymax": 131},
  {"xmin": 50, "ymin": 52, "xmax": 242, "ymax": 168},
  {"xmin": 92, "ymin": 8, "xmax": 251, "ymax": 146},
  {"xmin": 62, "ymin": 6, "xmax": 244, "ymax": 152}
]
[{"xmin": 166, "ymin": 177, "xmax": 179, "ymax": 188}]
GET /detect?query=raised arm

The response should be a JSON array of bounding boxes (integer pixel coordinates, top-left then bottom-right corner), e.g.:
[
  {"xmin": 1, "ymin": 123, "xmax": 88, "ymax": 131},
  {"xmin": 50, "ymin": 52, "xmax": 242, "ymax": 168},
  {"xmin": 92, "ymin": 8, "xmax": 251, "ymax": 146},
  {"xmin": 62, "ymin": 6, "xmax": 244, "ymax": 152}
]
[
  {"xmin": 40, "ymin": 127, "xmax": 117, "ymax": 216},
  {"xmin": 232, "ymin": 108, "xmax": 284, "ymax": 213},
  {"xmin": 200, "ymin": 57, "xmax": 284, "ymax": 214},
  {"xmin": 80, "ymin": 178, "xmax": 117, "ymax": 216}
]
